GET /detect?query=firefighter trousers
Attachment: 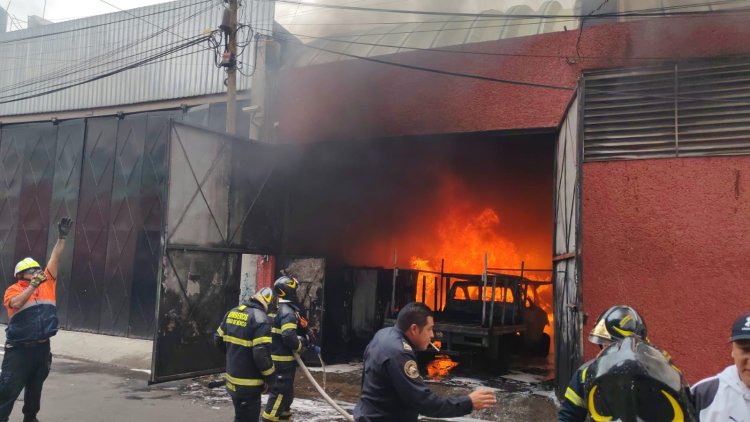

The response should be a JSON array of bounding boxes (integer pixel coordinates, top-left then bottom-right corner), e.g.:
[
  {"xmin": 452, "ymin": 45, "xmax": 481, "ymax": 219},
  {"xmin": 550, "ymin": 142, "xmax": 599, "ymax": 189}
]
[
  {"xmin": 0, "ymin": 342, "xmax": 51, "ymax": 422},
  {"xmin": 262, "ymin": 368, "xmax": 296, "ymax": 421},
  {"xmin": 231, "ymin": 392, "xmax": 263, "ymax": 422}
]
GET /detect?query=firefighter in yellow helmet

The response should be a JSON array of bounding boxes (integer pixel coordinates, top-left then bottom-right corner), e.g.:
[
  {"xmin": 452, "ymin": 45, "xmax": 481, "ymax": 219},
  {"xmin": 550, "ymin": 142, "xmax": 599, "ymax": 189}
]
[
  {"xmin": 583, "ymin": 336, "xmax": 696, "ymax": 421},
  {"xmin": 558, "ymin": 305, "xmax": 649, "ymax": 422},
  {"xmin": 0, "ymin": 217, "xmax": 72, "ymax": 422},
  {"xmin": 215, "ymin": 287, "xmax": 276, "ymax": 422},
  {"xmin": 262, "ymin": 275, "xmax": 312, "ymax": 422}
]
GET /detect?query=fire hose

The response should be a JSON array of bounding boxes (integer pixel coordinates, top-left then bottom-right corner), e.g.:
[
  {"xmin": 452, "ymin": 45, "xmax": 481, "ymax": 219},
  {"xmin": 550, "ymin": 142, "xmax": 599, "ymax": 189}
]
[{"xmin": 293, "ymin": 351, "xmax": 354, "ymax": 422}]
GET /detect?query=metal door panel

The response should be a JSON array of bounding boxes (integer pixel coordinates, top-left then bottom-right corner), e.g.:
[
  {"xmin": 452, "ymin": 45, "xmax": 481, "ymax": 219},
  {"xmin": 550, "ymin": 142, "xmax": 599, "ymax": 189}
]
[
  {"xmin": 128, "ymin": 111, "xmax": 181, "ymax": 339},
  {"xmin": 151, "ymin": 122, "xmax": 281, "ymax": 382},
  {"xmin": 68, "ymin": 117, "xmax": 118, "ymax": 332},
  {"xmin": 99, "ymin": 115, "xmax": 147, "ymax": 336},
  {"xmin": 46, "ymin": 120, "xmax": 86, "ymax": 328},
  {"xmin": 14, "ymin": 123, "xmax": 57, "ymax": 262},
  {"xmin": 152, "ymin": 250, "xmax": 239, "ymax": 382},
  {"xmin": 0, "ymin": 125, "xmax": 24, "ymax": 323},
  {"xmin": 553, "ymin": 94, "xmax": 583, "ymax": 397}
]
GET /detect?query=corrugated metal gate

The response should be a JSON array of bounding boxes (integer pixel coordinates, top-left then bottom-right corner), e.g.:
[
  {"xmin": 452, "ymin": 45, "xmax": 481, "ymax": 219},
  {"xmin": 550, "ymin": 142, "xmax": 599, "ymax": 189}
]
[
  {"xmin": 0, "ymin": 111, "xmax": 178, "ymax": 338},
  {"xmin": 151, "ymin": 122, "xmax": 282, "ymax": 382},
  {"xmin": 553, "ymin": 94, "xmax": 583, "ymax": 397}
]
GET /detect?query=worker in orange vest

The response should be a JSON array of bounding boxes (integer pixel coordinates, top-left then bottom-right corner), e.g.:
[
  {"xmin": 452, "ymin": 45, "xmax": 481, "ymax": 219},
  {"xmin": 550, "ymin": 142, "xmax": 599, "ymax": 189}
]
[{"xmin": 0, "ymin": 218, "xmax": 72, "ymax": 422}]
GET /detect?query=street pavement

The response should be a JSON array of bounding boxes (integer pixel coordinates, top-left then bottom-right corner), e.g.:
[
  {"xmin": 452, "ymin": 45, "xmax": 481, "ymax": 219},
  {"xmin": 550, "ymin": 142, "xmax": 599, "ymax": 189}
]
[{"xmin": 5, "ymin": 355, "xmax": 232, "ymax": 422}]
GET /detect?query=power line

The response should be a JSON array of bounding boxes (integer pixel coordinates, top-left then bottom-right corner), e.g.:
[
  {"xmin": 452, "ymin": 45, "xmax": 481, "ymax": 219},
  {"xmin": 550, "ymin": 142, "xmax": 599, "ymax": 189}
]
[
  {"xmin": 259, "ymin": 28, "xmax": 574, "ymax": 91},
  {"xmin": 0, "ymin": 0, "xmax": 213, "ymax": 45},
  {"xmin": 0, "ymin": 35, "xmax": 211, "ymax": 105},
  {"xmin": 272, "ymin": 0, "xmax": 750, "ymax": 19},
  {"xmin": 282, "ymin": 30, "xmax": 696, "ymax": 62},
  {"xmin": 96, "ymin": 0, "xmax": 190, "ymax": 41},
  {"xmin": 0, "ymin": 33, "xmax": 213, "ymax": 101},
  {"xmin": 0, "ymin": 3, "xmax": 216, "ymax": 95},
  {"xmin": 264, "ymin": 28, "xmax": 750, "ymax": 106}
]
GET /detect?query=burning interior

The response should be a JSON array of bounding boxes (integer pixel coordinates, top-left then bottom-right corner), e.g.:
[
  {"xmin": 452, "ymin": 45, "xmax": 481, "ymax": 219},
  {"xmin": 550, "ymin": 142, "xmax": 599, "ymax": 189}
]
[{"xmin": 279, "ymin": 132, "xmax": 555, "ymax": 376}]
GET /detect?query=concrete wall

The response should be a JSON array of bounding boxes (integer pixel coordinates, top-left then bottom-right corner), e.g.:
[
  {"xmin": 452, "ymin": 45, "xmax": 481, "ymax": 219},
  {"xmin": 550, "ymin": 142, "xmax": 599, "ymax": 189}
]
[{"xmin": 581, "ymin": 157, "xmax": 750, "ymax": 382}]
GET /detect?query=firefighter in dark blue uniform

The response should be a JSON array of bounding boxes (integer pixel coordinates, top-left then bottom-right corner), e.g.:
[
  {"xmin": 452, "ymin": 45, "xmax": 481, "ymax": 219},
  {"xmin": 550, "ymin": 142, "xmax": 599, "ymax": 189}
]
[
  {"xmin": 558, "ymin": 305, "xmax": 650, "ymax": 422},
  {"xmin": 354, "ymin": 302, "xmax": 496, "ymax": 422},
  {"xmin": 582, "ymin": 336, "xmax": 696, "ymax": 421},
  {"xmin": 262, "ymin": 276, "xmax": 312, "ymax": 422},
  {"xmin": 215, "ymin": 287, "xmax": 276, "ymax": 422}
]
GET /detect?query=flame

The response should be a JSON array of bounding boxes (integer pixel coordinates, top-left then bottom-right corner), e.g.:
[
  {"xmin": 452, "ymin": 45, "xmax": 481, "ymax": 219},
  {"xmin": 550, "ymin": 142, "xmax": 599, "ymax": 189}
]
[
  {"xmin": 426, "ymin": 354, "xmax": 459, "ymax": 380},
  {"xmin": 408, "ymin": 201, "xmax": 554, "ymax": 352}
]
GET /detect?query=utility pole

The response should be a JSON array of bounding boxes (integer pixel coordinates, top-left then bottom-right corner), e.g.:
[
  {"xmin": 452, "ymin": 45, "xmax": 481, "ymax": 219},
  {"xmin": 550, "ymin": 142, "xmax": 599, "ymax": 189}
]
[{"xmin": 226, "ymin": 0, "xmax": 238, "ymax": 135}]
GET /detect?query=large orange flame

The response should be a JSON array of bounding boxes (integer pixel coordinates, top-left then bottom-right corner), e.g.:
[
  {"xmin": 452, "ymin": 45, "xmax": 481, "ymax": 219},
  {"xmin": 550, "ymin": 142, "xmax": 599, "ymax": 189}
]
[{"xmin": 409, "ymin": 203, "xmax": 554, "ymax": 348}]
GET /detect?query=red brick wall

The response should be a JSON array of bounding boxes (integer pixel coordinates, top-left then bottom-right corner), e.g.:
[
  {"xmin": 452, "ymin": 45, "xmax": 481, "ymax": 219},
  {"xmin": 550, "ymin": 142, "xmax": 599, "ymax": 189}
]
[{"xmin": 581, "ymin": 157, "xmax": 750, "ymax": 382}]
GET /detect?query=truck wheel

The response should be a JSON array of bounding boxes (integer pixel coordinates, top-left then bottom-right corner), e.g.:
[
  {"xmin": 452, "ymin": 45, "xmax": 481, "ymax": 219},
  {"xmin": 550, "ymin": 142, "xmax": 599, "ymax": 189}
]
[
  {"xmin": 531, "ymin": 333, "xmax": 551, "ymax": 357},
  {"xmin": 488, "ymin": 335, "xmax": 512, "ymax": 374}
]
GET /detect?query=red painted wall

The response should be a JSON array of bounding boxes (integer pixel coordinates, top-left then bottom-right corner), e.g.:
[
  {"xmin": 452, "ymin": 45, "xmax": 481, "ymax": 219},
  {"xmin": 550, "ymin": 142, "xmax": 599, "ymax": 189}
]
[
  {"xmin": 275, "ymin": 14, "xmax": 750, "ymax": 144},
  {"xmin": 256, "ymin": 255, "xmax": 276, "ymax": 290},
  {"xmin": 582, "ymin": 157, "xmax": 750, "ymax": 383}
]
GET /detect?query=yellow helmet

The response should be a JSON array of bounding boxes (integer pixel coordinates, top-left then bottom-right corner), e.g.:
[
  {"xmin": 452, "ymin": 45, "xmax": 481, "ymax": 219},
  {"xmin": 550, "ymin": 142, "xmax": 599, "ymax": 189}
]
[
  {"xmin": 14, "ymin": 258, "xmax": 41, "ymax": 278},
  {"xmin": 252, "ymin": 287, "xmax": 275, "ymax": 313}
]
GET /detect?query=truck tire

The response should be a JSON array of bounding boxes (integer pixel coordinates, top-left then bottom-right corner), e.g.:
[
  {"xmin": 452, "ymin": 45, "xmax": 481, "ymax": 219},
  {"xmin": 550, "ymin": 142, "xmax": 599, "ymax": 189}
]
[{"xmin": 530, "ymin": 333, "xmax": 551, "ymax": 357}]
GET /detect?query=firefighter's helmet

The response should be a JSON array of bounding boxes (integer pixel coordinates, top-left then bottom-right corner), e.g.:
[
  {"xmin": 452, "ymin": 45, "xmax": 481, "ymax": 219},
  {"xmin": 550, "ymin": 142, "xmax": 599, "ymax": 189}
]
[
  {"xmin": 251, "ymin": 287, "xmax": 275, "ymax": 313},
  {"xmin": 273, "ymin": 275, "xmax": 299, "ymax": 301},
  {"xmin": 589, "ymin": 305, "xmax": 648, "ymax": 345},
  {"xmin": 584, "ymin": 336, "xmax": 697, "ymax": 422},
  {"xmin": 14, "ymin": 258, "xmax": 41, "ymax": 278}
]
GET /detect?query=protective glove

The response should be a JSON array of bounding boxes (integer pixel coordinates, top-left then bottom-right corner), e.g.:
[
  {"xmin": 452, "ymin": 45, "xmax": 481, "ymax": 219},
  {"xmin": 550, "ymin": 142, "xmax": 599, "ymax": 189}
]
[
  {"xmin": 58, "ymin": 217, "xmax": 73, "ymax": 239},
  {"xmin": 29, "ymin": 270, "xmax": 47, "ymax": 288},
  {"xmin": 310, "ymin": 345, "xmax": 321, "ymax": 355},
  {"xmin": 298, "ymin": 335, "xmax": 309, "ymax": 352}
]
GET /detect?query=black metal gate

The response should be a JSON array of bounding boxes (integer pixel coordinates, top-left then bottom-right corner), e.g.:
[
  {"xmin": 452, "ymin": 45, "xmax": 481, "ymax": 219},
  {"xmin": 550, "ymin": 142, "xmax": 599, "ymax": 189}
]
[
  {"xmin": 0, "ymin": 112, "xmax": 179, "ymax": 338},
  {"xmin": 151, "ymin": 122, "xmax": 281, "ymax": 383},
  {"xmin": 553, "ymin": 94, "xmax": 584, "ymax": 397}
]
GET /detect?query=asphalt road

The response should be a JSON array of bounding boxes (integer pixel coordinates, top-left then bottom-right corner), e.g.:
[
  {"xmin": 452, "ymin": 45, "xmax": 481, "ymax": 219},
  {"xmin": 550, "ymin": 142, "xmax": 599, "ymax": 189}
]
[{"xmin": 6, "ymin": 357, "xmax": 231, "ymax": 422}]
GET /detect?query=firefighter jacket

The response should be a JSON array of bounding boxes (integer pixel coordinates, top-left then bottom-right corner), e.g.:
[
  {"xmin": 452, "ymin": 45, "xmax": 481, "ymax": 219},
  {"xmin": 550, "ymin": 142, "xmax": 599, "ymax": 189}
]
[
  {"xmin": 558, "ymin": 361, "xmax": 592, "ymax": 422},
  {"xmin": 270, "ymin": 300, "xmax": 305, "ymax": 371},
  {"xmin": 215, "ymin": 301, "xmax": 275, "ymax": 397},
  {"xmin": 3, "ymin": 268, "xmax": 58, "ymax": 345},
  {"xmin": 353, "ymin": 327, "xmax": 473, "ymax": 422}
]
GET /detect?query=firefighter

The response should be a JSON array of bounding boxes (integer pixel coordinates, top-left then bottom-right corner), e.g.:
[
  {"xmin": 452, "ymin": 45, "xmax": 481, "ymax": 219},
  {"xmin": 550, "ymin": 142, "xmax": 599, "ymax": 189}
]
[
  {"xmin": 353, "ymin": 302, "xmax": 497, "ymax": 422},
  {"xmin": 262, "ymin": 275, "xmax": 312, "ymax": 422},
  {"xmin": 215, "ymin": 287, "xmax": 276, "ymax": 422},
  {"xmin": 583, "ymin": 335, "xmax": 697, "ymax": 421},
  {"xmin": 0, "ymin": 217, "xmax": 72, "ymax": 422},
  {"xmin": 558, "ymin": 305, "xmax": 650, "ymax": 422}
]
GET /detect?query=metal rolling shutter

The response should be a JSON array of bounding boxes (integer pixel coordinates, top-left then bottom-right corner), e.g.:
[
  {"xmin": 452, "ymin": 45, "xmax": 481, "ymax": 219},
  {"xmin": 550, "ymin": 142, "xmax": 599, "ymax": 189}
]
[{"xmin": 583, "ymin": 57, "xmax": 750, "ymax": 161}]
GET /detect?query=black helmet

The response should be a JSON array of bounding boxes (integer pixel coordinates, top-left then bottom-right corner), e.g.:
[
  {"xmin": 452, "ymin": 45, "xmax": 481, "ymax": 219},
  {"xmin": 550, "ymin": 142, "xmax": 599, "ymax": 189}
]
[
  {"xmin": 273, "ymin": 276, "xmax": 299, "ymax": 302},
  {"xmin": 589, "ymin": 305, "xmax": 648, "ymax": 345},
  {"xmin": 584, "ymin": 336, "xmax": 697, "ymax": 422},
  {"xmin": 251, "ymin": 287, "xmax": 275, "ymax": 312}
]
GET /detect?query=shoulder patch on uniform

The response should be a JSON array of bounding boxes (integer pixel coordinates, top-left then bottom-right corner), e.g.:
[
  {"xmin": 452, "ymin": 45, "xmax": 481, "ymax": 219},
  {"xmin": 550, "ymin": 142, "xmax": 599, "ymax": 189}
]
[
  {"xmin": 402, "ymin": 342, "xmax": 412, "ymax": 351},
  {"xmin": 404, "ymin": 359, "xmax": 419, "ymax": 379}
]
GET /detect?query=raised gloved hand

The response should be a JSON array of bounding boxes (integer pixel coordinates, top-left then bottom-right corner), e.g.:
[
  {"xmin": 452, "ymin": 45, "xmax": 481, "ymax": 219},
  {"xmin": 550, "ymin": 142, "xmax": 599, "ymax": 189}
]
[
  {"xmin": 29, "ymin": 270, "xmax": 47, "ymax": 288},
  {"xmin": 58, "ymin": 217, "xmax": 73, "ymax": 239}
]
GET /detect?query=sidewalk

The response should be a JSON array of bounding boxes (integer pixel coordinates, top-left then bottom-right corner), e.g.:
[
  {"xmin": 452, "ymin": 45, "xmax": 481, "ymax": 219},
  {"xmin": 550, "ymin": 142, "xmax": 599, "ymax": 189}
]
[{"xmin": 0, "ymin": 325, "xmax": 152, "ymax": 371}]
